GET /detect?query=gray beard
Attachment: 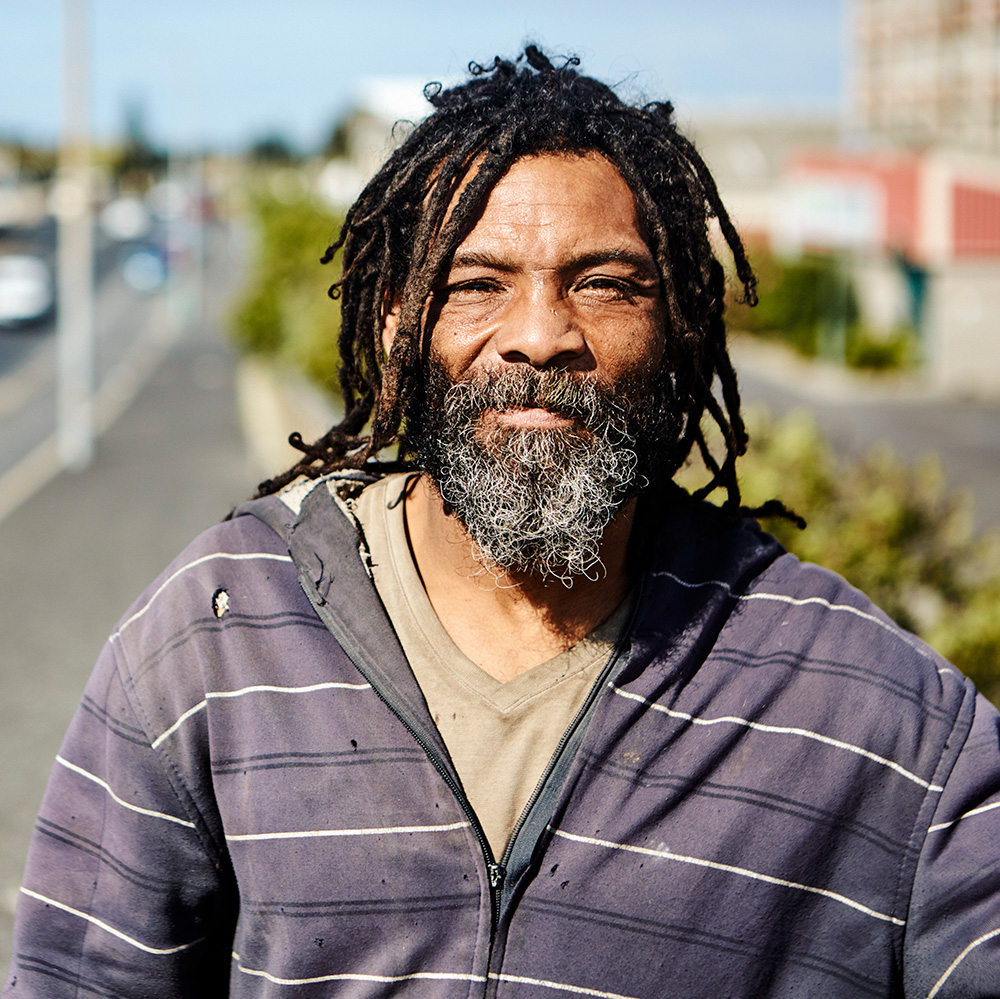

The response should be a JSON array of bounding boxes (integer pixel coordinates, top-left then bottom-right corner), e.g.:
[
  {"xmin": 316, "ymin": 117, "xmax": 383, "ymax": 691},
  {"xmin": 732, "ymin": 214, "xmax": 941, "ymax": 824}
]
[{"xmin": 406, "ymin": 361, "xmax": 682, "ymax": 585}]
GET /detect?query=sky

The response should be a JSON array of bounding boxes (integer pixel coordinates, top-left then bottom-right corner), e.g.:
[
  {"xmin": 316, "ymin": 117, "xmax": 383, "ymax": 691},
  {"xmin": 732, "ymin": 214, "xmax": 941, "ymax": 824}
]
[{"xmin": 0, "ymin": 1, "xmax": 846, "ymax": 153}]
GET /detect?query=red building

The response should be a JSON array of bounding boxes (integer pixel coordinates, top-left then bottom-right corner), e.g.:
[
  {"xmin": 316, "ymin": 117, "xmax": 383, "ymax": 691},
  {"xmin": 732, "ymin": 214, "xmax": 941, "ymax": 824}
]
[
  {"xmin": 779, "ymin": 145, "xmax": 1000, "ymax": 396},
  {"xmin": 782, "ymin": 147, "xmax": 1000, "ymax": 264}
]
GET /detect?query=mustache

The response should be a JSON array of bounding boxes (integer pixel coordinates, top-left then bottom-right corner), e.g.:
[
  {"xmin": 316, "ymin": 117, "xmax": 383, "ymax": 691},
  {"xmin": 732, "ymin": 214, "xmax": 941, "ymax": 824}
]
[{"xmin": 440, "ymin": 366, "xmax": 613, "ymax": 422}]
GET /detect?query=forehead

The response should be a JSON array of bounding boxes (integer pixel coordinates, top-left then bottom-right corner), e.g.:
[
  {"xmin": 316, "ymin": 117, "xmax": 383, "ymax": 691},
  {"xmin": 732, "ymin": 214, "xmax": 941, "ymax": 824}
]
[{"xmin": 452, "ymin": 152, "xmax": 652, "ymax": 260}]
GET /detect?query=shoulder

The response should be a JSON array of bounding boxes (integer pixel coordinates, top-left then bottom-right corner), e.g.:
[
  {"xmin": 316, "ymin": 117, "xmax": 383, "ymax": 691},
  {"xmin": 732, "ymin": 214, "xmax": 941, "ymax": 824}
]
[
  {"xmin": 110, "ymin": 512, "xmax": 299, "ymax": 657},
  {"xmin": 108, "ymin": 471, "xmax": 386, "ymax": 684},
  {"xmin": 640, "ymin": 499, "xmax": 975, "ymax": 760},
  {"xmin": 748, "ymin": 550, "xmax": 967, "ymax": 705},
  {"xmin": 112, "ymin": 470, "xmax": 377, "ymax": 652},
  {"xmin": 101, "ymin": 486, "xmax": 377, "ymax": 762},
  {"xmin": 651, "ymin": 497, "xmax": 966, "ymax": 702},
  {"xmin": 706, "ymin": 549, "xmax": 977, "ymax": 792}
]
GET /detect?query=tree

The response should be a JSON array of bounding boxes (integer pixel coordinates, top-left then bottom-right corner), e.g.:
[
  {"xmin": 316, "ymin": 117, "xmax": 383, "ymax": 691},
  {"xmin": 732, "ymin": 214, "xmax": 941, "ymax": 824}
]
[
  {"xmin": 112, "ymin": 99, "xmax": 166, "ymax": 192},
  {"xmin": 247, "ymin": 134, "xmax": 298, "ymax": 165}
]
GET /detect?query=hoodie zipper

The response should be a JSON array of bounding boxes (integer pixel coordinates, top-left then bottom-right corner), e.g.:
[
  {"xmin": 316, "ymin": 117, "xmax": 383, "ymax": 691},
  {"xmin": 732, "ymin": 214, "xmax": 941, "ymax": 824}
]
[
  {"xmin": 299, "ymin": 559, "xmax": 637, "ymax": 972},
  {"xmin": 347, "ymin": 667, "xmax": 505, "ymax": 925},
  {"xmin": 355, "ymin": 606, "xmax": 636, "ymax": 966},
  {"xmin": 495, "ymin": 628, "xmax": 632, "ymax": 917},
  {"xmin": 297, "ymin": 571, "xmax": 506, "ymax": 930}
]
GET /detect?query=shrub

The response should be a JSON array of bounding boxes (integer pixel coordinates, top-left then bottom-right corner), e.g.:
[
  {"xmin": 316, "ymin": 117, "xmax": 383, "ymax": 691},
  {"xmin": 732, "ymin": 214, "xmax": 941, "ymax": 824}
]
[
  {"xmin": 728, "ymin": 250, "xmax": 918, "ymax": 372},
  {"xmin": 728, "ymin": 252, "xmax": 857, "ymax": 358},
  {"xmin": 681, "ymin": 408, "xmax": 1000, "ymax": 703},
  {"xmin": 845, "ymin": 326, "xmax": 919, "ymax": 371},
  {"xmin": 229, "ymin": 186, "xmax": 344, "ymax": 398}
]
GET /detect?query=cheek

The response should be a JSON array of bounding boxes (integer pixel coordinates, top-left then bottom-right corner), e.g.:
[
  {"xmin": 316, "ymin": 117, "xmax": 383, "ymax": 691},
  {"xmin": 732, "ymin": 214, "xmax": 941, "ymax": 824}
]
[
  {"xmin": 429, "ymin": 314, "xmax": 505, "ymax": 376},
  {"xmin": 589, "ymin": 310, "xmax": 664, "ymax": 376}
]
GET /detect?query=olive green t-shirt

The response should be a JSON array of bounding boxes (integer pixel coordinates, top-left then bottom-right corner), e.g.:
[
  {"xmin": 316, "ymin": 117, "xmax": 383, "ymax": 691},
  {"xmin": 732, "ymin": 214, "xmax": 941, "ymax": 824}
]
[{"xmin": 355, "ymin": 473, "xmax": 632, "ymax": 858}]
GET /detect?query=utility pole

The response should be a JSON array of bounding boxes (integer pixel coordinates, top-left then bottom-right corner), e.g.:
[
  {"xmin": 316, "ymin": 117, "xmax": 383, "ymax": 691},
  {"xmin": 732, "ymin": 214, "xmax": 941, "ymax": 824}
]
[{"xmin": 56, "ymin": 0, "xmax": 95, "ymax": 470}]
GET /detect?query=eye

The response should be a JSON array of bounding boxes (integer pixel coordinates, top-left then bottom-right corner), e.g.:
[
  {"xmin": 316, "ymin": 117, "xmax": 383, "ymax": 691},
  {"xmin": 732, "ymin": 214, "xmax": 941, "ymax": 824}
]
[
  {"xmin": 577, "ymin": 275, "xmax": 638, "ymax": 301},
  {"xmin": 435, "ymin": 277, "xmax": 505, "ymax": 304}
]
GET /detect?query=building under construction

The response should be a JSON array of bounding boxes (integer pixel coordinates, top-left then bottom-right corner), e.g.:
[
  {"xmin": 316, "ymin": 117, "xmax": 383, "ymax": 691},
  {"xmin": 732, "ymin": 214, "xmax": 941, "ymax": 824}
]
[{"xmin": 854, "ymin": 0, "xmax": 1000, "ymax": 155}]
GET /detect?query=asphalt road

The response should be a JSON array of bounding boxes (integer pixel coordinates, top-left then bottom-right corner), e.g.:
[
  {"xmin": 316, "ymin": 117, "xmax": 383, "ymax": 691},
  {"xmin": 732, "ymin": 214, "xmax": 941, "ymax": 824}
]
[
  {"xmin": 0, "ymin": 221, "xmax": 197, "ymax": 500},
  {"xmin": 733, "ymin": 339, "xmax": 1000, "ymax": 535},
  {"xmin": 0, "ymin": 224, "xmax": 253, "ymax": 971}
]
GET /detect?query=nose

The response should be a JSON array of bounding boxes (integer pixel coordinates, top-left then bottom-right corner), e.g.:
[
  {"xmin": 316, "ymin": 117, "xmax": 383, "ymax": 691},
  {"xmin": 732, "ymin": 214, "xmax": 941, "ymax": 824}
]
[{"xmin": 493, "ymin": 290, "xmax": 588, "ymax": 369}]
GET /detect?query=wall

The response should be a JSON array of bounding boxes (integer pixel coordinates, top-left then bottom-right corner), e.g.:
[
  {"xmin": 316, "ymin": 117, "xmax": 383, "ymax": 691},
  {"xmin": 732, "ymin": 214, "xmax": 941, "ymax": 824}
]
[{"xmin": 927, "ymin": 260, "xmax": 1000, "ymax": 398}]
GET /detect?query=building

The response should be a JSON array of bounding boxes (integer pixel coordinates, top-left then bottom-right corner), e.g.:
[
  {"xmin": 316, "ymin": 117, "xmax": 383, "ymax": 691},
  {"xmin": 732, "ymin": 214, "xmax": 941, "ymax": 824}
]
[
  {"xmin": 854, "ymin": 0, "xmax": 1000, "ymax": 154},
  {"xmin": 849, "ymin": 0, "xmax": 1000, "ymax": 395},
  {"xmin": 316, "ymin": 78, "xmax": 428, "ymax": 209},
  {"xmin": 780, "ymin": 146, "xmax": 1000, "ymax": 395}
]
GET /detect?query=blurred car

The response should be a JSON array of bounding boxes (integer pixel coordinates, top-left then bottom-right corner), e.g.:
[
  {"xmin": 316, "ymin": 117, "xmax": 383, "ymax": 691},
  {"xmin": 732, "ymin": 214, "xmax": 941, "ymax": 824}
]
[
  {"xmin": 100, "ymin": 196, "xmax": 152, "ymax": 242},
  {"xmin": 121, "ymin": 246, "xmax": 166, "ymax": 292},
  {"xmin": 0, "ymin": 254, "xmax": 54, "ymax": 328}
]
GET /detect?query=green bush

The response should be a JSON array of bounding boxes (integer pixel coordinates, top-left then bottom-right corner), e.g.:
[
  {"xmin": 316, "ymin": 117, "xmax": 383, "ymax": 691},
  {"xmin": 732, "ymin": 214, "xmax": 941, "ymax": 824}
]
[
  {"xmin": 229, "ymin": 186, "xmax": 344, "ymax": 398},
  {"xmin": 729, "ymin": 253, "xmax": 856, "ymax": 358},
  {"xmin": 682, "ymin": 409, "xmax": 1000, "ymax": 703},
  {"xmin": 728, "ymin": 251, "xmax": 918, "ymax": 372},
  {"xmin": 845, "ymin": 326, "xmax": 919, "ymax": 371}
]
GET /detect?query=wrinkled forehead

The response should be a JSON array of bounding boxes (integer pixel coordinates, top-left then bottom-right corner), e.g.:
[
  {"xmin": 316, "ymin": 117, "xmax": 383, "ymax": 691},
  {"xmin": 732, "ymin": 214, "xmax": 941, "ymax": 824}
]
[{"xmin": 435, "ymin": 149, "xmax": 655, "ymax": 260}]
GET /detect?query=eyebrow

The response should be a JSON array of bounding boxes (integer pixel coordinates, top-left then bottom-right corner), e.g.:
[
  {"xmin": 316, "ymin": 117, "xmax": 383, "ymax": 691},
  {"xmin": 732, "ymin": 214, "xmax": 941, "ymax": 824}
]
[{"xmin": 449, "ymin": 247, "xmax": 658, "ymax": 276}]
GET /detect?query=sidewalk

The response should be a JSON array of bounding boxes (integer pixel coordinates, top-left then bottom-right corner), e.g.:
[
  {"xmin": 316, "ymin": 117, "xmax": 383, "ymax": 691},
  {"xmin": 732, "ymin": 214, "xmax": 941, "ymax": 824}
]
[{"xmin": 0, "ymin": 300, "xmax": 254, "ymax": 971}]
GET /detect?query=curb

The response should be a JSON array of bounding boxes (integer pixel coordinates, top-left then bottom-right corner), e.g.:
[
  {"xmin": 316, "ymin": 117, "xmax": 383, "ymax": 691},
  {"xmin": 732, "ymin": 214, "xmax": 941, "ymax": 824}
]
[{"xmin": 236, "ymin": 357, "xmax": 339, "ymax": 484}]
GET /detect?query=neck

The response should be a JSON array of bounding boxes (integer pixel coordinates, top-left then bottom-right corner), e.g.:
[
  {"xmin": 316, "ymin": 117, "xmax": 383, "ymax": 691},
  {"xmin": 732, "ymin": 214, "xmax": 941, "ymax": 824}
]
[{"xmin": 403, "ymin": 473, "xmax": 636, "ymax": 681}]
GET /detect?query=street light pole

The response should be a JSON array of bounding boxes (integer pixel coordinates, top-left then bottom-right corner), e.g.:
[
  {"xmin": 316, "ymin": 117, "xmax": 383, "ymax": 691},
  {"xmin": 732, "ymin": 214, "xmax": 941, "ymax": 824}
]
[{"xmin": 56, "ymin": 0, "xmax": 95, "ymax": 471}]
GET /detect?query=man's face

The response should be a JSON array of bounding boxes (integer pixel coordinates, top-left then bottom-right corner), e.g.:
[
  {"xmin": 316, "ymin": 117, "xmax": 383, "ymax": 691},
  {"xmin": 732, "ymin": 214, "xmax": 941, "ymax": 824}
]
[
  {"xmin": 427, "ymin": 151, "xmax": 666, "ymax": 420},
  {"xmin": 405, "ymin": 153, "xmax": 681, "ymax": 583}
]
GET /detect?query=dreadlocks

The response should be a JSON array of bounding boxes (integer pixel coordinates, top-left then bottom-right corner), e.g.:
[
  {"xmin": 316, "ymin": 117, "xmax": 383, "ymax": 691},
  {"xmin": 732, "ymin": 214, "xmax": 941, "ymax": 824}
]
[{"xmin": 257, "ymin": 44, "xmax": 785, "ymax": 522}]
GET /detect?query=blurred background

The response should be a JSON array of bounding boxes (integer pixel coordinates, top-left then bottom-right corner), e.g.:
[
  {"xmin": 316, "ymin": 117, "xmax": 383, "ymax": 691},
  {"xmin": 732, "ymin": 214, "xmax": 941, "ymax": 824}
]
[{"xmin": 2, "ymin": 0, "xmax": 1000, "ymax": 968}]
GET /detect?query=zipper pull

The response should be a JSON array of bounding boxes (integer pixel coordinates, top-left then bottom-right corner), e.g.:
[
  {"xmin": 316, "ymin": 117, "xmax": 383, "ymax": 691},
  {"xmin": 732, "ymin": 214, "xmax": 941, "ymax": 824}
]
[{"xmin": 488, "ymin": 862, "xmax": 505, "ymax": 890}]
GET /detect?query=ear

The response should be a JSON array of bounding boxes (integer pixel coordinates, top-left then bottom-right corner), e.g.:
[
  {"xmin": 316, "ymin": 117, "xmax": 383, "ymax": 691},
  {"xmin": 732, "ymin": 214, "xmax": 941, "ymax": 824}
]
[{"xmin": 381, "ymin": 297, "xmax": 401, "ymax": 357}]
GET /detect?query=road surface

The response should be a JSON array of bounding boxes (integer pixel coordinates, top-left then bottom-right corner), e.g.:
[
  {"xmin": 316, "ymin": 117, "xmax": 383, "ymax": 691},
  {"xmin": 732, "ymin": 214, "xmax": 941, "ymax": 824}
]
[{"xmin": 733, "ymin": 338, "xmax": 1000, "ymax": 534}]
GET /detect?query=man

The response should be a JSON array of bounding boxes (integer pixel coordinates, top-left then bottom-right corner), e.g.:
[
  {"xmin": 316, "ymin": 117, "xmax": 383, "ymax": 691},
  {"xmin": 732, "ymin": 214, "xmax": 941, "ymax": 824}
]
[{"xmin": 6, "ymin": 47, "xmax": 1000, "ymax": 998}]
